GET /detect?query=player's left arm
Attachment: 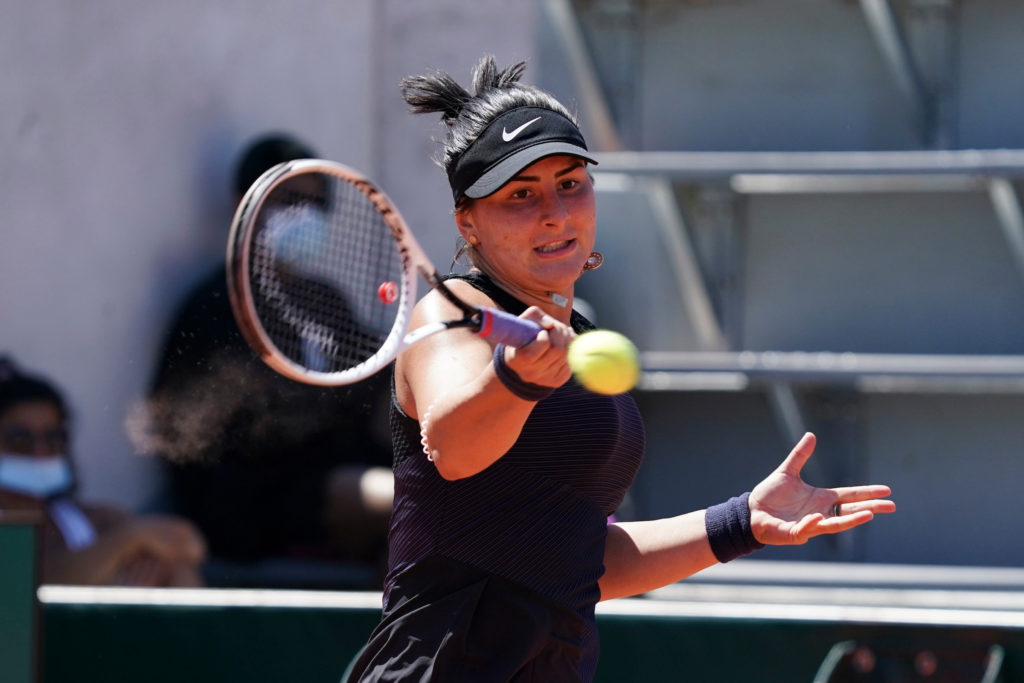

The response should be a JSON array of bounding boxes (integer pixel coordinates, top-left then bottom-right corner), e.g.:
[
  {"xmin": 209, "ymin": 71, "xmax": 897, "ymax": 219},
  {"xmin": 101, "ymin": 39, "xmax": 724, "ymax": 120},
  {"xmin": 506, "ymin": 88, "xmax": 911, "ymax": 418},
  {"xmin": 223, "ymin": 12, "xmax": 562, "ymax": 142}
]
[
  {"xmin": 600, "ymin": 433, "xmax": 895, "ymax": 600},
  {"xmin": 599, "ymin": 512, "xmax": 718, "ymax": 601}
]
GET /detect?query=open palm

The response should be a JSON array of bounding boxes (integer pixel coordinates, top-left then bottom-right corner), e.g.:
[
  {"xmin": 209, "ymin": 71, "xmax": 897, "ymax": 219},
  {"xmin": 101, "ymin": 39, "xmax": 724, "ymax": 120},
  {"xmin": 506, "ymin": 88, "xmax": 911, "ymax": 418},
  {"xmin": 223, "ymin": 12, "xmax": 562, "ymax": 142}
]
[{"xmin": 749, "ymin": 433, "xmax": 895, "ymax": 546}]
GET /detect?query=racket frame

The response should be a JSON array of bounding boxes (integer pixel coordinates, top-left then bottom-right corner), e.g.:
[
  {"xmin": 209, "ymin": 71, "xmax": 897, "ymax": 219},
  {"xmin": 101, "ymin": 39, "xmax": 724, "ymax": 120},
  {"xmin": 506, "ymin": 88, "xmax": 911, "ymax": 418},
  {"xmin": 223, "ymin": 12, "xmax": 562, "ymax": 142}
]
[
  {"xmin": 227, "ymin": 159, "xmax": 424, "ymax": 385},
  {"xmin": 227, "ymin": 159, "xmax": 535, "ymax": 386}
]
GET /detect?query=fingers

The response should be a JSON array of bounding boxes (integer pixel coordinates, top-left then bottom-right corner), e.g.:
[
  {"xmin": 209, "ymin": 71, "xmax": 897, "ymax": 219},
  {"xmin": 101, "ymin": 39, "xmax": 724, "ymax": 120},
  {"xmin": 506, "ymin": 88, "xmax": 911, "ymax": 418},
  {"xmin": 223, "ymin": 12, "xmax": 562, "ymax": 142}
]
[
  {"xmin": 789, "ymin": 509, "xmax": 876, "ymax": 543},
  {"xmin": 832, "ymin": 484, "xmax": 893, "ymax": 502},
  {"xmin": 776, "ymin": 432, "xmax": 817, "ymax": 476},
  {"xmin": 789, "ymin": 512, "xmax": 826, "ymax": 540},
  {"xmin": 503, "ymin": 307, "xmax": 575, "ymax": 386},
  {"xmin": 830, "ymin": 485, "xmax": 896, "ymax": 520},
  {"xmin": 811, "ymin": 511, "xmax": 876, "ymax": 540},
  {"xmin": 755, "ymin": 433, "xmax": 896, "ymax": 545},
  {"xmin": 518, "ymin": 307, "xmax": 575, "ymax": 350},
  {"xmin": 831, "ymin": 498, "xmax": 897, "ymax": 518},
  {"xmin": 801, "ymin": 497, "xmax": 895, "ymax": 541}
]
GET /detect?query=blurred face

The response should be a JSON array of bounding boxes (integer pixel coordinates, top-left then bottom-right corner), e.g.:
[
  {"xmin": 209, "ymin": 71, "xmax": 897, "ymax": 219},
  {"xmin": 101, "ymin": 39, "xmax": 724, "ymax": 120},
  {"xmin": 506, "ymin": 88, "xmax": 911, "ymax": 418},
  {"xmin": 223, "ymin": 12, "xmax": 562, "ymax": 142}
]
[
  {"xmin": 0, "ymin": 401, "xmax": 71, "ymax": 508},
  {"xmin": 456, "ymin": 155, "xmax": 596, "ymax": 302},
  {"xmin": 0, "ymin": 401, "xmax": 67, "ymax": 456}
]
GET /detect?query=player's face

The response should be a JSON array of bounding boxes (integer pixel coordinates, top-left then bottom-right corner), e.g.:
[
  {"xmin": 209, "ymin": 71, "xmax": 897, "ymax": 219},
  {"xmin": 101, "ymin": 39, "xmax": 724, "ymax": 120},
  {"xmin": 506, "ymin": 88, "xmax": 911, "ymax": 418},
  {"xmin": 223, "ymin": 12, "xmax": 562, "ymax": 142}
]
[{"xmin": 457, "ymin": 155, "xmax": 596, "ymax": 297}]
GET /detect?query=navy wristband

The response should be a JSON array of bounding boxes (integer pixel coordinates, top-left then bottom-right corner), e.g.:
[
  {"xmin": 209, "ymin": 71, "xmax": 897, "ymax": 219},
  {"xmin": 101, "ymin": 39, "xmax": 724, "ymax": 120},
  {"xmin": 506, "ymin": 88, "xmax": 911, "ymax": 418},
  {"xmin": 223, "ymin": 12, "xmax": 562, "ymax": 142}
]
[
  {"xmin": 705, "ymin": 492, "xmax": 766, "ymax": 563},
  {"xmin": 492, "ymin": 344, "xmax": 555, "ymax": 402}
]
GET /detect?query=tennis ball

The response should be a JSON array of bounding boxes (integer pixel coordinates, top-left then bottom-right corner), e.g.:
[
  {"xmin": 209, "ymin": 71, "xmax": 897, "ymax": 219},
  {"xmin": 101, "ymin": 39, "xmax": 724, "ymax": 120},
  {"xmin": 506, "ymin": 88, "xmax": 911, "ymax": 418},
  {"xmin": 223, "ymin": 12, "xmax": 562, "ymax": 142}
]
[{"xmin": 568, "ymin": 330, "xmax": 640, "ymax": 395}]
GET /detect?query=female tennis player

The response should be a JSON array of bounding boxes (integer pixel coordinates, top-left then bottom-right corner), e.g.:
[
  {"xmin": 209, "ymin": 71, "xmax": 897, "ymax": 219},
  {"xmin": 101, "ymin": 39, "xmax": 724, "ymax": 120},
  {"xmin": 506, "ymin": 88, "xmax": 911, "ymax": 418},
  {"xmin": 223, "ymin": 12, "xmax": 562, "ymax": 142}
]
[{"xmin": 344, "ymin": 56, "xmax": 895, "ymax": 682}]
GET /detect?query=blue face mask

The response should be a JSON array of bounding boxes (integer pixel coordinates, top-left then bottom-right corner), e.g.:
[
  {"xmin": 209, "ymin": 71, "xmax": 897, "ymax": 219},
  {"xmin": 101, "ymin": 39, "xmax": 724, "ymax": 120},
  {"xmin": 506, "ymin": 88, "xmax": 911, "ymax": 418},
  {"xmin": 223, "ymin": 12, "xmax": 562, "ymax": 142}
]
[{"xmin": 0, "ymin": 453, "xmax": 74, "ymax": 499}]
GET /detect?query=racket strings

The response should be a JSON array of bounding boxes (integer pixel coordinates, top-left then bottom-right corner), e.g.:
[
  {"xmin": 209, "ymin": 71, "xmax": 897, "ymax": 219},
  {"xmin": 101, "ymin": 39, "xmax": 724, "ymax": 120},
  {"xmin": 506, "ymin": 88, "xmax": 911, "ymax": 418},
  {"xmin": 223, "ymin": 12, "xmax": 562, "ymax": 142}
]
[
  {"xmin": 252, "ymin": 226, "xmax": 342, "ymax": 372},
  {"xmin": 248, "ymin": 175, "xmax": 405, "ymax": 374}
]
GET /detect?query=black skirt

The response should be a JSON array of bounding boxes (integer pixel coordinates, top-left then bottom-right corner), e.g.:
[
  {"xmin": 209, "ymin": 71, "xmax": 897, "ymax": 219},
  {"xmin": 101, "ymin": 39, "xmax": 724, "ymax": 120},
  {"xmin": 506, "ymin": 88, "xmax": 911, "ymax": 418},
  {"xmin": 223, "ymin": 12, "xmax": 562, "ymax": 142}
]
[{"xmin": 344, "ymin": 556, "xmax": 592, "ymax": 682}]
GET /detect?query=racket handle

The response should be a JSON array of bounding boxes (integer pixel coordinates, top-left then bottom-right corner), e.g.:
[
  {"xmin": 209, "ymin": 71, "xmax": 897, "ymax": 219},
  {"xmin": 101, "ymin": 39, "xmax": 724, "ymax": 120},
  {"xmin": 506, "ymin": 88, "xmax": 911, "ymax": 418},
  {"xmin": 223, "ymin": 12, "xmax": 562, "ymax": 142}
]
[{"xmin": 477, "ymin": 308, "xmax": 542, "ymax": 348}]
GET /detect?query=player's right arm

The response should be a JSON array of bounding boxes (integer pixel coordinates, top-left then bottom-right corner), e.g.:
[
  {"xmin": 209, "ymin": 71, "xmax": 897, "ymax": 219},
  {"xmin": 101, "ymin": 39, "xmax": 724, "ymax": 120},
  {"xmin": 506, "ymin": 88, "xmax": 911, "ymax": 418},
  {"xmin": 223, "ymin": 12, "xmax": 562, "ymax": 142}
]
[{"xmin": 395, "ymin": 283, "xmax": 571, "ymax": 480}]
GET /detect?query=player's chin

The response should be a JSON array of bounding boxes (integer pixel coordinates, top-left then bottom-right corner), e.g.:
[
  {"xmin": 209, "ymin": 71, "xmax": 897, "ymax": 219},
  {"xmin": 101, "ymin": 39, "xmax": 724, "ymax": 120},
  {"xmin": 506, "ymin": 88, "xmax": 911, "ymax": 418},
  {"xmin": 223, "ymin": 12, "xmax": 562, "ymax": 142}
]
[{"xmin": 532, "ymin": 255, "xmax": 589, "ymax": 285}]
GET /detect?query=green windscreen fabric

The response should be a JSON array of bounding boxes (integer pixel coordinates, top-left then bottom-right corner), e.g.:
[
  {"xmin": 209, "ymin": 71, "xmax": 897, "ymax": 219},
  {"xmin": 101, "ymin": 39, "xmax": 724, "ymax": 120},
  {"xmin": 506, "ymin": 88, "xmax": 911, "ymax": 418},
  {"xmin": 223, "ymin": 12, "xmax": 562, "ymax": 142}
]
[
  {"xmin": 41, "ymin": 598, "xmax": 1024, "ymax": 682},
  {"xmin": 0, "ymin": 520, "xmax": 39, "ymax": 683},
  {"xmin": 43, "ymin": 602, "xmax": 381, "ymax": 683}
]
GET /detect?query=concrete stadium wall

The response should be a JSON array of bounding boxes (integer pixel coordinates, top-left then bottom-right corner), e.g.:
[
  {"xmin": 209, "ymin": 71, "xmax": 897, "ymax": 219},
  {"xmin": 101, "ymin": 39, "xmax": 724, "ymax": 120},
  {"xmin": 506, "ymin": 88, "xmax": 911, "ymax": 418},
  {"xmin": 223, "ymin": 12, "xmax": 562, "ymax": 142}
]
[{"xmin": 1, "ymin": 0, "xmax": 536, "ymax": 511}]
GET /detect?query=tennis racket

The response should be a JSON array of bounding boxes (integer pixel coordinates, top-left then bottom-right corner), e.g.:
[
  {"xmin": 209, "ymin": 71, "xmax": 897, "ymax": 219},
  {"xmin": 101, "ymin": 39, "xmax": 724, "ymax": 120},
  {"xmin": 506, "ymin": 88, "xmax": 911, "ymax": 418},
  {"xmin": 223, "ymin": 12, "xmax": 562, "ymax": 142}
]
[{"xmin": 226, "ymin": 158, "xmax": 541, "ymax": 386}]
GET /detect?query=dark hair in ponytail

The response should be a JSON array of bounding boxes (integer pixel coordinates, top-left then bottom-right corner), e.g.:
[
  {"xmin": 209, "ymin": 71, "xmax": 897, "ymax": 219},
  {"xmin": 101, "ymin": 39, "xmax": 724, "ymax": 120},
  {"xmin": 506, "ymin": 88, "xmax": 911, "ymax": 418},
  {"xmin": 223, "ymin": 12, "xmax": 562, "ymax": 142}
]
[
  {"xmin": 400, "ymin": 55, "xmax": 577, "ymax": 180},
  {"xmin": 401, "ymin": 56, "xmax": 580, "ymax": 268}
]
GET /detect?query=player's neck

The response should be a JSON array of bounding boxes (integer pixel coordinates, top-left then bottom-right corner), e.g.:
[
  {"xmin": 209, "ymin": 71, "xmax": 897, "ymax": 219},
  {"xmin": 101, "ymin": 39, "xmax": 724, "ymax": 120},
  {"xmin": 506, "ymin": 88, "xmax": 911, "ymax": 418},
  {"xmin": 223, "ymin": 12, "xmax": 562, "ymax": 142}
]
[{"xmin": 470, "ymin": 269, "xmax": 573, "ymax": 323}]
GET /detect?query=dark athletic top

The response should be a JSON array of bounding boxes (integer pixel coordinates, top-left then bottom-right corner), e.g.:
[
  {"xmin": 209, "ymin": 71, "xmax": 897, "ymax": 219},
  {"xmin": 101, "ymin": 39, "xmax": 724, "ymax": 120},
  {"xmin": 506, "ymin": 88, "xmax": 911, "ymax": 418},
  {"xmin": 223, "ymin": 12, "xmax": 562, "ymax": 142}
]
[{"xmin": 353, "ymin": 273, "xmax": 645, "ymax": 681}]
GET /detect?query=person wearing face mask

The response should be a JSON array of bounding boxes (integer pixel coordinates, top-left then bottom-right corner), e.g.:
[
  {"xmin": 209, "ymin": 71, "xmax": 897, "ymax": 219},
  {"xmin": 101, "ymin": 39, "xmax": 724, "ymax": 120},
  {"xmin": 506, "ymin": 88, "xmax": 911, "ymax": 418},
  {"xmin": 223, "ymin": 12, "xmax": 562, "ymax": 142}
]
[{"xmin": 0, "ymin": 356, "xmax": 206, "ymax": 586}]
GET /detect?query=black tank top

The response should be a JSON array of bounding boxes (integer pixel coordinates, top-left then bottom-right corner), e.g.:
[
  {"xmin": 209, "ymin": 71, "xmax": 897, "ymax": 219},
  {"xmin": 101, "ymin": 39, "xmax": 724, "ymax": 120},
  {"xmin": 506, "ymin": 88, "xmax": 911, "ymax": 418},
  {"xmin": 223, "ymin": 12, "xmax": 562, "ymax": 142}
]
[{"xmin": 386, "ymin": 273, "xmax": 645, "ymax": 618}]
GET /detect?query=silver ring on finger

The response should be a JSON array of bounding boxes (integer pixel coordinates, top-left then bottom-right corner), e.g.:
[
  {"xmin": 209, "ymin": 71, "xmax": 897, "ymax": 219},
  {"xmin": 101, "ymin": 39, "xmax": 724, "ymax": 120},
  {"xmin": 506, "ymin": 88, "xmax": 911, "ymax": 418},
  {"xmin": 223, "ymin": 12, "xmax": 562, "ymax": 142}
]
[{"xmin": 832, "ymin": 503, "xmax": 842, "ymax": 517}]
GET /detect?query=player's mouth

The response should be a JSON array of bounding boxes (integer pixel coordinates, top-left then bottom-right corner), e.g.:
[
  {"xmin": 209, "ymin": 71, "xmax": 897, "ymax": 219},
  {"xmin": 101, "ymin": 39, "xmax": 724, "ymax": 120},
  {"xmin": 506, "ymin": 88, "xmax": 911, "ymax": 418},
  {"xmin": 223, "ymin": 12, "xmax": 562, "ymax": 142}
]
[{"xmin": 534, "ymin": 238, "xmax": 576, "ymax": 256}]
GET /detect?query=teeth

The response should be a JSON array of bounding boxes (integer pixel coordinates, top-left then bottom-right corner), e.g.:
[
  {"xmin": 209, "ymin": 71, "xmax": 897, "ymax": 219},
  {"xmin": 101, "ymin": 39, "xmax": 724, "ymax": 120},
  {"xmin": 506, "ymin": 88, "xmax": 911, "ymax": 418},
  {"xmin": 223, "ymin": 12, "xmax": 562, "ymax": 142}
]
[{"xmin": 537, "ymin": 240, "xmax": 570, "ymax": 253}]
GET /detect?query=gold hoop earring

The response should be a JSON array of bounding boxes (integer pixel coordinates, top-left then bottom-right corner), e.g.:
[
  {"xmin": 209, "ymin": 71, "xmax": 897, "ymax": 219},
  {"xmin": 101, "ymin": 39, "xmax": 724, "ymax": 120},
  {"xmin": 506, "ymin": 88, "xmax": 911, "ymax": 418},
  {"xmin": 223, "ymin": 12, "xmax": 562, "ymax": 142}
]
[{"xmin": 583, "ymin": 251, "xmax": 603, "ymax": 271}]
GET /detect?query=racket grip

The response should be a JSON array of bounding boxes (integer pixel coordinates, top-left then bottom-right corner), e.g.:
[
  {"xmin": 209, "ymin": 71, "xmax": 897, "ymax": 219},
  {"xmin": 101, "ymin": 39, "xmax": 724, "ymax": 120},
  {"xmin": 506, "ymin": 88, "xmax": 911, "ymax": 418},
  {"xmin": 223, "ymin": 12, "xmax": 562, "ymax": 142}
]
[{"xmin": 477, "ymin": 308, "xmax": 542, "ymax": 348}]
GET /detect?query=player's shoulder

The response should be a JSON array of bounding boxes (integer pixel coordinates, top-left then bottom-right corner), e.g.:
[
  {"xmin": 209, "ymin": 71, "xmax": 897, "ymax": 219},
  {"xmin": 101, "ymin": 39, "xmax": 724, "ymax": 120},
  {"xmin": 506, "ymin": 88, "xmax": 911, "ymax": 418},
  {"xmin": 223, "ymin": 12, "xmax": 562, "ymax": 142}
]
[
  {"xmin": 415, "ymin": 277, "xmax": 495, "ymax": 315},
  {"xmin": 443, "ymin": 277, "xmax": 498, "ymax": 307}
]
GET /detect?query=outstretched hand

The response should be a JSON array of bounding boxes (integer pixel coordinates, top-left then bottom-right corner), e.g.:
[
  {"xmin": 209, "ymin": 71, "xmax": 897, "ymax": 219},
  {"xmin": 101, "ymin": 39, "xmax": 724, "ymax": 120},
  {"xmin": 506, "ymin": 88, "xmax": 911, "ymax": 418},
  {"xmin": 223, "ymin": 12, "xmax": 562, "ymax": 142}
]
[{"xmin": 749, "ymin": 433, "xmax": 895, "ymax": 546}]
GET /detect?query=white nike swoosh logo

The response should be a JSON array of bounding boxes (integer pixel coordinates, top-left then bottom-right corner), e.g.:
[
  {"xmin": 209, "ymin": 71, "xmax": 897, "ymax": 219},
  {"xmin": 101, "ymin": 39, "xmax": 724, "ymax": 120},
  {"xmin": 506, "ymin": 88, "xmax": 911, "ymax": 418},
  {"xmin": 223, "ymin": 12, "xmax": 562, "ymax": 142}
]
[{"xmin": 502, "ymin": 117, "xmax": 541, "ymax": 142}]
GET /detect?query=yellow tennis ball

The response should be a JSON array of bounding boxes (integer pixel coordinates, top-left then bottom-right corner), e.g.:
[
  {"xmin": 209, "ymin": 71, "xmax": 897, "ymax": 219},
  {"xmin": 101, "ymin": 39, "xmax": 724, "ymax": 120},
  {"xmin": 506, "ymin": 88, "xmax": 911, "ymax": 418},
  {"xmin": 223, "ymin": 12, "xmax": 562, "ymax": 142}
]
[{"xmin": 568, "ymin": 330, "xmax": 640, "ymax": 395}]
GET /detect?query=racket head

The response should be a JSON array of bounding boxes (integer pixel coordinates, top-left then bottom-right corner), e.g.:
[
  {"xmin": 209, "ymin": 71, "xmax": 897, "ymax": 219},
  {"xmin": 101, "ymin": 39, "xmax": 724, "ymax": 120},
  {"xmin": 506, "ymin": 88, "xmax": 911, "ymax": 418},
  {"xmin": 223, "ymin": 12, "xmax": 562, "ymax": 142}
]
[{"xmin": 226, "ymin": 159, "xmax": 421, "ymax": 385}]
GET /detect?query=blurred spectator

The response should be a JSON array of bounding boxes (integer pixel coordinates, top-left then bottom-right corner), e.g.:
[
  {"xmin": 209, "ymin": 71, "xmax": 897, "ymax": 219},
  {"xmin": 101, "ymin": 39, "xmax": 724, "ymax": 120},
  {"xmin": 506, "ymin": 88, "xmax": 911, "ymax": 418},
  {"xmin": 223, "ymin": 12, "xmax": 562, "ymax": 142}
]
[
  {"xmin": 0, "ymin": 356, "xmax": 206, "ymax": 586},
  {"xmin": 145, "ymin": 133, "xmax": 393, "ymax": 588}
]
